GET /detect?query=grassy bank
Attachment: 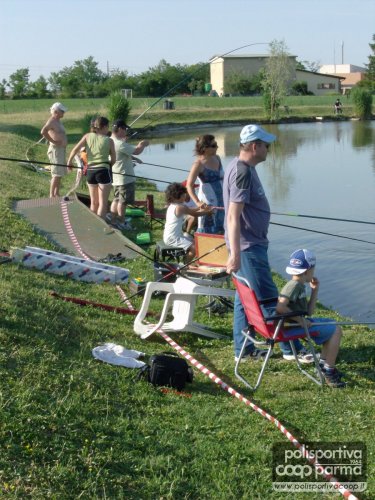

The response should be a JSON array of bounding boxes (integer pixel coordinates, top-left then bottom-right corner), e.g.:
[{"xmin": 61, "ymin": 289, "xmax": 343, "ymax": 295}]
[
  {"xmin": 0, "ymin": 94, "xmax": 366, "ymax": 132},
  {"xmin": 0, "ymin": 103, "xmax": 374, "ymax": 498}
]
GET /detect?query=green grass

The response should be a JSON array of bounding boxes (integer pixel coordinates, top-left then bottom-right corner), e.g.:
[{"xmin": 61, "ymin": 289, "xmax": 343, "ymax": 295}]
[
  {"xmin": 0, "ymin": 104, "xmax": 374, "ymax": 498},
  {"xmin": 0, "ymin": 95, "xmax": 366, "ymax": 130}
]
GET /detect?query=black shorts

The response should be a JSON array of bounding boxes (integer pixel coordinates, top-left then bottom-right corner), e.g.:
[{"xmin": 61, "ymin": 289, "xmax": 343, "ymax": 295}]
[{"xmin": 86, "ymin": 167, "xmax": 112, "ymax": 185}]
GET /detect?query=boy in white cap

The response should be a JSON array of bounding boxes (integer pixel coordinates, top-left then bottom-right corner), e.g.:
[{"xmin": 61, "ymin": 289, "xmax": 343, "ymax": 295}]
[
  {"xmin": 276, "ymin": 248, "xmax": 346, "ymax": 388},
  {"xmin": 224, "ymin": 124, "xmax": 309, "ymax": 364},
  {"xmin": 41, "ymin": 102, "xmax": 69, "ymax": 197}
]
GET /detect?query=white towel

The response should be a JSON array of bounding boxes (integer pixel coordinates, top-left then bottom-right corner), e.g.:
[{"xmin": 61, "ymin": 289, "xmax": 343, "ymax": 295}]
[{"xmin": 92, "ymin": 342, "xmax": 146, "ymax": 368}]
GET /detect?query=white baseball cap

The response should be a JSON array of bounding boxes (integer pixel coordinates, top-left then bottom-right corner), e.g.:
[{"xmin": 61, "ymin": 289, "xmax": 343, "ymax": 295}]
[
  {"xmin": 50, "ymin": 102, "xmax": 67, "ymax": 113},
  {"xmin": 240, "ymin": 124, "xmax": 276, "ymax": 144}
]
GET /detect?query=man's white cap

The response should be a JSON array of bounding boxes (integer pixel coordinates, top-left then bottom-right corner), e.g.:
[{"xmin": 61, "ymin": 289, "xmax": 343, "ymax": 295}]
[
  {"xmin": 240, "ymin": 124, "xmax": 276, "ymax": 144},
  {"xmin": 50, "ymin": 102, "xmax": 67, "ymax": 113}
]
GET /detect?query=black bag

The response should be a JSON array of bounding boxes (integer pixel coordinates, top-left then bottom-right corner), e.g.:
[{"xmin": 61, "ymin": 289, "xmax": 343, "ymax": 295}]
[{"xmin": 139, "ymin": 352, "xmax": 193, "ymax": 391}]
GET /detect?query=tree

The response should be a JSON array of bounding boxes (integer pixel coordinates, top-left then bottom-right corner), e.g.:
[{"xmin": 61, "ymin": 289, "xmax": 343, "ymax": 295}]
[
  {"xmin": 28, "ymin": 75, "xmax": 50, "ymax": 98},
  {"xmin": 108, "ymin": 91, "xmax": 131, "ymax": 123},
  {"xmin": 262, "ymin": 40, "xmax": 295, "ymax": 120},
  {"xmin": 8, "ymin": 68, "xmax": 29, "ymax": 98},
  {"xmin": 49, "ymin": 56, "xmax": 106, "ymax": 97},
  {"xmin": 351, "ymin": 87, "xmax": 373, "ymax": 119},
  {"xmin": 224, "ymin": 70, "xmax": 263, "ymax": 95},
  {"xmin": 296, "ymin": 60, "xmax": 321, "ymax": 72},
  {"xmin": 291, "ymin": 81, "xmax": 313, "ymax": 95},
  {"xmin": 364, "ymin": 33, "xmax": 375, "ymax": 90},
  {"xmin": 0, "ymin": 79, "xmax": 7, "ymax": 99}
]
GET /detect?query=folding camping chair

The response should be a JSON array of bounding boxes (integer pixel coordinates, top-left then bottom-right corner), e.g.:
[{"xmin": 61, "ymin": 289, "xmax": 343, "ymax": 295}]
[
  {"xmin": 133, "ymin": 276, "xmax": 235, "ymax": 340},
  {"xmin": 232, "ymin": 273, "xmax": 324, "ymax": 391}
]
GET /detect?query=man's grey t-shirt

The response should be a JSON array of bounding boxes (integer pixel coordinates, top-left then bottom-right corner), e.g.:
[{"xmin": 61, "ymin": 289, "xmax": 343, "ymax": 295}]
[{"xmin": 223, "ymin": 157, "xmax": 271, "ymax": 251}]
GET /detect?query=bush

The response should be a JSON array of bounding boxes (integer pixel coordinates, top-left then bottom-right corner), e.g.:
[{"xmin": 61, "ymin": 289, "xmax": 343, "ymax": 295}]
[
  {"xmin": 108, "ymin": 91, "xmax": 131, "ymax": 123},
  {"xmin": 351, "ymin": 87, "xmax": 373, "ymax": 119},
  {"xmin": 291, "ymin": 81, "xmax": 308, "ymax": 95}
]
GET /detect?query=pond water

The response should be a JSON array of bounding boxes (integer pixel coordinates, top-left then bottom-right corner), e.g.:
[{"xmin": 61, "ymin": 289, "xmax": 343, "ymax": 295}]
[{"xmin": 136, "ymin": 121, "xmax": 375, "ymax": 325}]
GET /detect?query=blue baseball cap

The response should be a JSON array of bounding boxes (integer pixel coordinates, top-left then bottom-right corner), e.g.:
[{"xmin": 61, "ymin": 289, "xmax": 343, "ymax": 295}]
[
  {"xmin": 286, "ymin": 249, "xmax": 316, "ymax": 275},
  {"xmin": 239, "ymin": 124, "xmax": 276, "ymax": 145}
]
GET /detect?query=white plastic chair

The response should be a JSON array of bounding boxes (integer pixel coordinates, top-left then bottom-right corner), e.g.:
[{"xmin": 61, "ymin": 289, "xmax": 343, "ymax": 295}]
[{"xmin": 134, "ymin": 277, "xmax": 235, "ymax": 340}]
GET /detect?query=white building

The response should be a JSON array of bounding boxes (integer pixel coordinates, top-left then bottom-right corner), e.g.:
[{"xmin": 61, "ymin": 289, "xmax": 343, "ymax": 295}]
[
  {"xmin": 210, "ymin": 54, "xmax": 343, "ymax": 96},
  {"xmin": 319, "ymin": 64, "xmax": 367, "ymax": 93}
]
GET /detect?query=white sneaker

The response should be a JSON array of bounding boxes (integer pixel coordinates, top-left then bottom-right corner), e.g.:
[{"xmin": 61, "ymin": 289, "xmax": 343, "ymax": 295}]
[{"xmin": 283, "ymin": 348, "xmax": 315, "ymax": 364}]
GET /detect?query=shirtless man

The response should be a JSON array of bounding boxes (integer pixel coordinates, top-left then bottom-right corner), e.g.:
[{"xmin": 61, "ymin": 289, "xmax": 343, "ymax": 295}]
[{"xmin": 41, "ymin": 102, "xmax": 69, "ymax": 197}]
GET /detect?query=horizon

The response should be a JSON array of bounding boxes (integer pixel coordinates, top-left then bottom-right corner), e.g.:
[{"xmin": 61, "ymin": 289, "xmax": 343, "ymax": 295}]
[{"xmin": 0, "ymin": 0, "xmax": 374, "ymax": 83}]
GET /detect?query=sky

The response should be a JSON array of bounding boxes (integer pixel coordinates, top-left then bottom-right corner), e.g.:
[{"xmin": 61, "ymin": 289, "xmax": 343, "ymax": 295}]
[{"xmin": 1, "ymin": 0, "xmax": 374, "ymax": 83}]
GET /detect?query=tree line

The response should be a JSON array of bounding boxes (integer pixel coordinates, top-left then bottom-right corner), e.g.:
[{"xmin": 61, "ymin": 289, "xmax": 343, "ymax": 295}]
[
  {"xmin": 1, "ymin": 34, "xmax": 374, "ymax": 113},
  {"xmin": 0, "ymin": 56, "xmax": 210, "ymax": 100}
]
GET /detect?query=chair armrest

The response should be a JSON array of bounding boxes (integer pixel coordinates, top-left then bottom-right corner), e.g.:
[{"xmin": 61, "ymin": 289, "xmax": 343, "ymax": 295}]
[
  {"xmin": 258, "ymin": 296, "xmax": 278, "ymax": 305},
  {"xmin": 264, "ymin": 309, "xmax": 308, "ymax": 321}
]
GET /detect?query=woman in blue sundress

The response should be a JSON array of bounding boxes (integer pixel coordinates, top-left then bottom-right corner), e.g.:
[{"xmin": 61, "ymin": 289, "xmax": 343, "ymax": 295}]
[{"xmin": 186, "ymin": 134, "xmax": 224, "ymax": 234}]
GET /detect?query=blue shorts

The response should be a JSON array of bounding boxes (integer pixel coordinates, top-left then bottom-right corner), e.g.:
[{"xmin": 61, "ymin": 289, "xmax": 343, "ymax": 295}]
[{"xmin": 284, "ymin": 318, "xmax": 336, "ymax": 345}]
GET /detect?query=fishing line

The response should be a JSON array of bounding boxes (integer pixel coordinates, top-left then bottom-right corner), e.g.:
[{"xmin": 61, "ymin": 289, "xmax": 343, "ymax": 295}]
[
  {"xmin": 141, "ymin": 161, "xmax": 190, "ymax": 173},
  {"xmin": 129, "ymin": 42, "xmax": 269, "ymax": 129},
  {"xmin": 217, "ymin": 205, "xmax": 375, "ymax": 227},
  {"xmin": 270, "ymin": 210, "xmax": 375, "ymax": 226},
  {"xmin": 270, "ymin": 221, "xmax": 375, "ymax": 246},
  {"xmin": 1, "ymin": 155, "xmax": 173, "ymax": 186}
]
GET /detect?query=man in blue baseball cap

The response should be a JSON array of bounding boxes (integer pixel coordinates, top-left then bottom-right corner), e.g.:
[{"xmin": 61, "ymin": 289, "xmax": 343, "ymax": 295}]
[{"xmin": 223, "ymin": 124, "xmax": 310, "ymax": 363}]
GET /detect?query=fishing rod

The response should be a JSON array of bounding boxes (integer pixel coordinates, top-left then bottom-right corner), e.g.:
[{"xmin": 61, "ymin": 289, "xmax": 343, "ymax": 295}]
[
  {"xmin": 269, "ymin": 209, "xmax": 375, "ymax": 226},
  {"xmin": 3, "ymin": 155, "xmax": 173, "ymax": 187},
  {"xmin": 141, "ymin": 161, "xmax": 190, "ymax": 173},
  {"xmin": 270, "ymin": 221, "xmax": 375, "ymax": 246},
  {"xmin": 121, "ymin": 240, "xmax": 227, "ymax": 302},
  {"xmin": 306, "ymin": 321, "xmax": 375, "ymax": 327},
  {"xmin": 205, "ymin": 205, "xmax": 375, "ymax": 228},
  {"xmin": 49, "ymin": 291, "xmax": 142, "ymax": 316},
  {"xmin": 14, "ymin": 155, "xmax": 375, "ymax": 244},
  {"xmin": 23, "ymin": 137, "xmax": 49, "ymax": 174},
  {"xmin": 129, "ymin": 42, "xmax": 269, "ymax": 128}
]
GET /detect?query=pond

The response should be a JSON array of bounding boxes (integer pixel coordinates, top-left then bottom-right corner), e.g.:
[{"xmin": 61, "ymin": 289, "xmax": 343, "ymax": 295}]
[{"xmin": 136, "ymin": 120, "xmax": 375, "ymax": 325}]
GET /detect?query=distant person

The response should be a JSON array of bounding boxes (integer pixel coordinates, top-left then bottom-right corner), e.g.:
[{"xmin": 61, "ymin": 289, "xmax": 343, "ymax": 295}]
[
  {"xmin": 334, "ymin": 99, "xmax": 343, "ymax": 114},
  {"xmin": 67, "ymin": 117, "xmax": 115, "ymax": 219},
  {"xmin": 41, "ymin": 102, "xmax": 69, "ymax": 198},
  {"xmin": 163, "ymin": 182, "xmax": 213, "ymax": 263},
  {"xmin": 186, "ymin": 134, "xmax": 224, "ymax": 234},
  {"xmin": 108, "ymin": 120, "xmax": 149, "ymax": 230},
  {"xmin": 277, "ymin": 249, "xmax": 346, "ymax": 388}
]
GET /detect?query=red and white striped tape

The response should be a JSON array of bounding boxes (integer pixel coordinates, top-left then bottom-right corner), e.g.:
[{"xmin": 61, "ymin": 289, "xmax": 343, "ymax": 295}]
[
  {"xmin": 119, "ymin": 287, "xmax": 358, "ymax": 500},
  {"xmin": 60, "ymin": 200, "xmax": 91, "ymax": 260}
]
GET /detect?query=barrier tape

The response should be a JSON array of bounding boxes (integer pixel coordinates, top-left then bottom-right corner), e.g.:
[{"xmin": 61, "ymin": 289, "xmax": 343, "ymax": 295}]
[
  {"xmin": 60, "ymin": 200, "xmax": 91, "ymax": 260},
  {"xmin": 119, "ymin": 287, "xmax": 358, "ymax": 500},
  {"xmin": 59, "ymin": 199, "xmax": 358, "ymax": 500}
]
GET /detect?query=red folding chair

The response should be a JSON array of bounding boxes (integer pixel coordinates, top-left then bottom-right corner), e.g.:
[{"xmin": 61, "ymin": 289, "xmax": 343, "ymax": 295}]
[{"xmin": 232, "ymin": 273, "xmax": 324, "ymax": 391}]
